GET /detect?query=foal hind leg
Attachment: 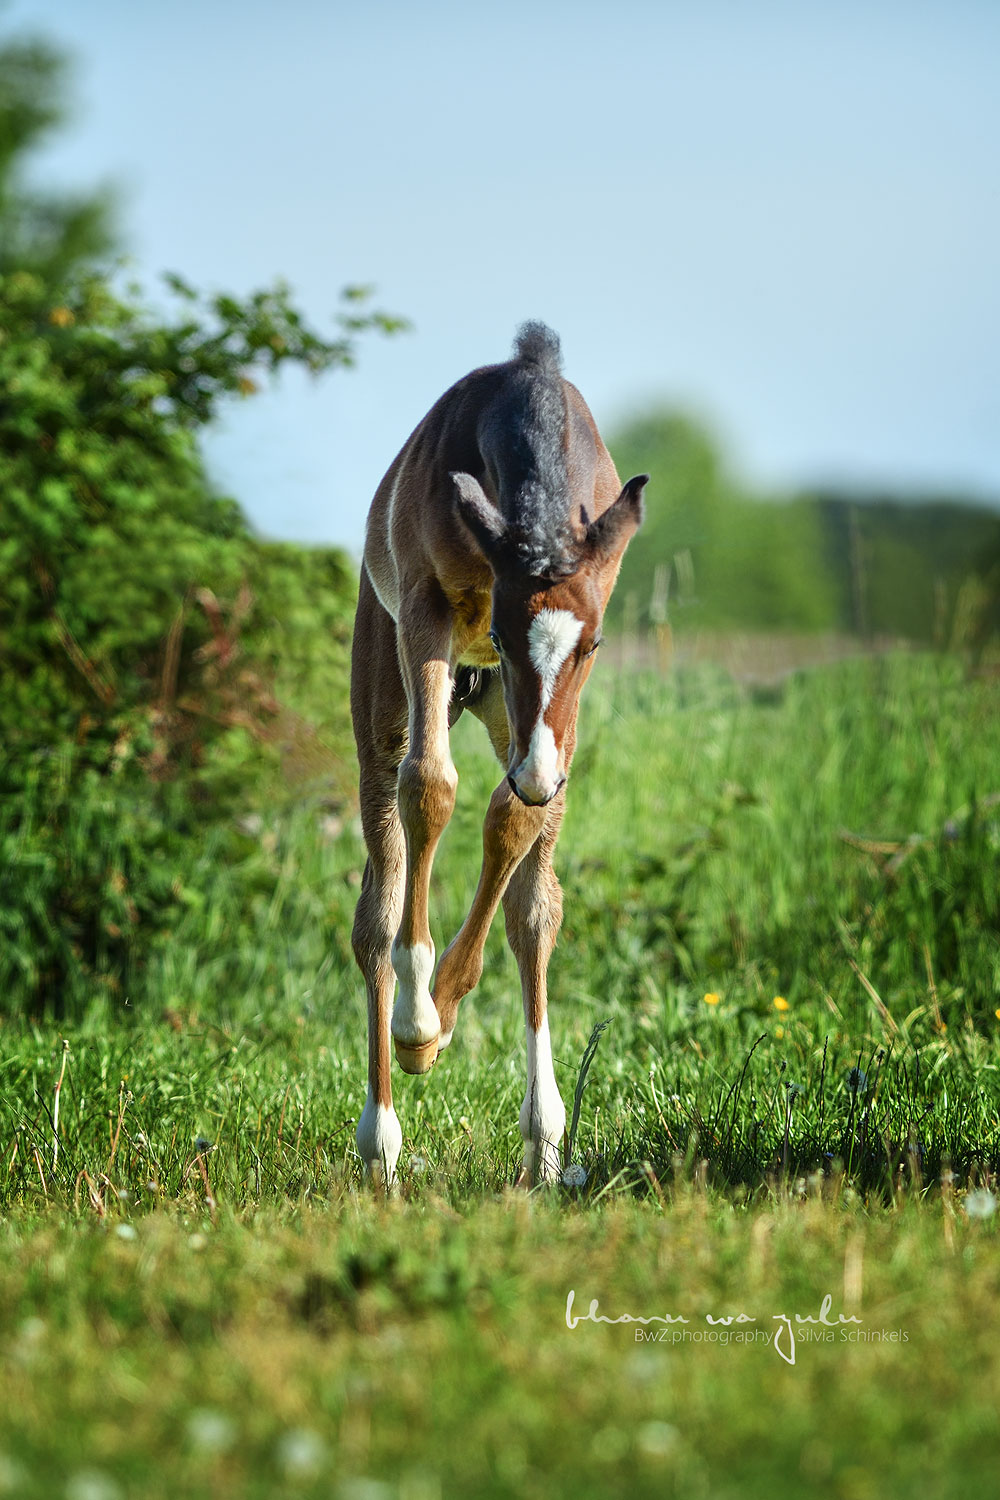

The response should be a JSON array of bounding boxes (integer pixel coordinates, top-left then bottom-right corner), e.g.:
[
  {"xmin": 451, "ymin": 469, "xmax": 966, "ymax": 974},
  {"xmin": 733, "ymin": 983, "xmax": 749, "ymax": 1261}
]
[
  {"xmin": 391, "ymin": 580, "xmax": 458, "ymax": 1074},
  {"xmin": 503, "ymin": 794, "xmax": 569, "ymax": 1184},
  {"xmin": 352, "ymin": 780, "xmax": 406, "ymax": 1184},
  {"xmin": 351, "ymin": 572, "xmax": 408, "ymax": 1183}
]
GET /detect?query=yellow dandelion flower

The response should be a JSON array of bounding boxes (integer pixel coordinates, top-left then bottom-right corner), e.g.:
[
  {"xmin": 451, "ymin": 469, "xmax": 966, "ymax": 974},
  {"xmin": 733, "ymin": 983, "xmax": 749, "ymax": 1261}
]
[
  {"xmin": 703, "ymin": 992, "xmax": 721, "ymax": 1006},
  {"xmin": 773, "ymin": 996, "xmax": 789, "ymax": 1012},
  {"xmin": 995, "ymin": 1008, "xmax": 1000, "ymax": 1021}
]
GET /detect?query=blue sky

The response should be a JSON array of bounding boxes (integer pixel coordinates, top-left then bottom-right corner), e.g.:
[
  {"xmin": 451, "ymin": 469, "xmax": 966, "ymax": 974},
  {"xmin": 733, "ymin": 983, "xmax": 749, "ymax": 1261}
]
[{"xmin": 7, "ymin": 0, "xmax": 1000, "ymax": 554}]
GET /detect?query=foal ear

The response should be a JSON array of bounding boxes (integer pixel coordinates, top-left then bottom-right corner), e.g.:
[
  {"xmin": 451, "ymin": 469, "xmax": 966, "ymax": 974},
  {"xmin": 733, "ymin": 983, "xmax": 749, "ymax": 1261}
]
[
  {"xmin": 585, "ymin": 474, "xmax": 648, "ymax": 560},
  {"xmin": 451, "ymin": 472, "xmax": 508, "ymax": 562}
]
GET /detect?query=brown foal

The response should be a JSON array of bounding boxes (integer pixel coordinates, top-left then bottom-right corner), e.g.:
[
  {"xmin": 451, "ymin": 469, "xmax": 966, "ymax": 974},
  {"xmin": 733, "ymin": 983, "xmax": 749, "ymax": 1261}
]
[{"xmin": 351, "ymin": 323, "xmax": 646, "ymax": 1185}]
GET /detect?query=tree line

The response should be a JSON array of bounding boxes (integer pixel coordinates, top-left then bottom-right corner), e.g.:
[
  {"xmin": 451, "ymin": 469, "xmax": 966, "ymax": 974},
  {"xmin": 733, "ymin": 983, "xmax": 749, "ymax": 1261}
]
[{"xmin": 609, "ymin": 413, "xmax": 1000, "ymax": 647}]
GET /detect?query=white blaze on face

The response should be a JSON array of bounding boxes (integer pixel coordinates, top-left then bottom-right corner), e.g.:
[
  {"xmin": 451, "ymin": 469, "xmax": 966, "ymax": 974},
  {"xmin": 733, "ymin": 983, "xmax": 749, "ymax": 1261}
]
[
  {"xmin": 513, "ymin": 609, "xmax": 583, "ymax": 802},
  {"xmin": 529, "ymin": 609, "xmax": 584, "ymax": 710}
]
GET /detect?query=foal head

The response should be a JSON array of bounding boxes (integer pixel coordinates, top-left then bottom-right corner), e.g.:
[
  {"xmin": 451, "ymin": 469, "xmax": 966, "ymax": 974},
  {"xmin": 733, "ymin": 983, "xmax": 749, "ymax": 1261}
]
[{"xmin": 453, "ymin": 472, "xmax": 648, "ymax": 805}]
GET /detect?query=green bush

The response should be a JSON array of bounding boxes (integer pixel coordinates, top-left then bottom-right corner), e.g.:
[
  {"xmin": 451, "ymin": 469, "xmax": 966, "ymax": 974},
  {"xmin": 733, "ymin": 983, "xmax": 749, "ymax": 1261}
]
[
  {"xmin": 0, "ymin": 263, "xmax": 398, "ymax": 1016},
  {"xmin": 0, "ymin": 50, "xmax": 407, "ymax": 1014}
]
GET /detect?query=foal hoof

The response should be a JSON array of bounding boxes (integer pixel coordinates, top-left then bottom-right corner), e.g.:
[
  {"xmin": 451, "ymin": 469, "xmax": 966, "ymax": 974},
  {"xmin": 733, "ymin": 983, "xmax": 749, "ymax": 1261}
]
[{"xmin": 394, "ymin": 1034, "xmax": 440, "ymax": 1074}]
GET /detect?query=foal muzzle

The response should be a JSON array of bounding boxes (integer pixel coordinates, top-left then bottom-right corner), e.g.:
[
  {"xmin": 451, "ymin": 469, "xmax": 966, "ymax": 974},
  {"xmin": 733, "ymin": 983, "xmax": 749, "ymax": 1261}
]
[{"xmin": 508, "ymin": 772, "xmax": 566, "ymax": 807}]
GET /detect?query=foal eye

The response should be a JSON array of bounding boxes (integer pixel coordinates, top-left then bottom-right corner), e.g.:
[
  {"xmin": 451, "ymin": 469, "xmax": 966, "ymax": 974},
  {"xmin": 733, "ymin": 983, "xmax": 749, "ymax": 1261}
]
[
  {"xmin": 489, "ymin": 629, "xmax": 504, "ymax": 655},
  {"xmin": 585, "ymin": 637, "xmax": 603, "ymax": 658}
]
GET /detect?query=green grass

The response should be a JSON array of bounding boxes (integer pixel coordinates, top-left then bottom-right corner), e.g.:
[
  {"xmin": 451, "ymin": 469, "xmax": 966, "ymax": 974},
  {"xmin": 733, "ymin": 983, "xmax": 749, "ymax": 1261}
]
[
  {"xmin": 2, "ymin": 649, "xmax": 1000, "ymax": 1496},
  {"xmin": 1, "ymin": 1192, "xmax": 999, "ymax": 1499}
]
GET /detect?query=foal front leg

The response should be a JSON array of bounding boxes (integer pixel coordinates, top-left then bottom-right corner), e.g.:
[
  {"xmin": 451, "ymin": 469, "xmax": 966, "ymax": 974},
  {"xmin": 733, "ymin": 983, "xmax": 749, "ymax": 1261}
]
[
  {"xmin": 432, "ymin": 778, "xmax": 546, "ymax": 1046},
  {"xmin": 503, "ymin": 796, "xmax": 569, "ymax": 1184},
  {"xmin": 391, "ymin": 583, "xmax": 458, "ymax": 1074}
]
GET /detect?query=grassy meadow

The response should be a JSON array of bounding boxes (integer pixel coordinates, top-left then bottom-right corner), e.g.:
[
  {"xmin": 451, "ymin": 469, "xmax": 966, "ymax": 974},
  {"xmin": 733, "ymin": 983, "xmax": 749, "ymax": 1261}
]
[{"xmin": 3, "ymin": 646, "xmax": 1000, "ymax": 1497}]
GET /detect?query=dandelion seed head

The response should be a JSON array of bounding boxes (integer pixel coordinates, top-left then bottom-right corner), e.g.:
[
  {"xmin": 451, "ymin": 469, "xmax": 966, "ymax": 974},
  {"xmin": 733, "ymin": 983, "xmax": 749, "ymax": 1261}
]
[
  {"xmin": 276, "ymin": 1428, "xmax": 326, "ymax": 1479},
  {"xmin": 65, "ymin": 1471, "xmax": 122, "ymax": 1500},
  {"xmin": 186, "ymin": 1409, "xmax": 236, "ymax": 1455},
  {"xmin": 626, "ymin": 1349, "xmax": 665, "ymax": 1385},
  {"xmin": 336, "ymin": 1480, "xmax": 394, "ymax": 1500},
  {"xmin": 0, "ymin": 1454, "xmax": 26, "ymax": 1494},
  {"xmin": 637, "ymin": 1421, "xmax": 680, "ymax": 1459}
]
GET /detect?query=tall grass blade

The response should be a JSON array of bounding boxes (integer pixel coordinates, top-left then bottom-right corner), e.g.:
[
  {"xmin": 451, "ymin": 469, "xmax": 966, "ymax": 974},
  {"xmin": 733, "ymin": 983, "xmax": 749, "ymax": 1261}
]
[{"xmin": 566, "ymin": 1019, "xmax": 612, "ymax": 1163}]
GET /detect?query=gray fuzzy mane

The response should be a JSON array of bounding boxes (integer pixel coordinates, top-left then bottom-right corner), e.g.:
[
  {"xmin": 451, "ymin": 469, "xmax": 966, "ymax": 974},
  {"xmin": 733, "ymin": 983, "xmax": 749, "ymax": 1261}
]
[
  {"xmin": 512, "ymin": 321, "xmax": 563, "ymax": 374},
  {"xmin": 476, "ymin": 322, "xmax": 576, "ymax": 577}
]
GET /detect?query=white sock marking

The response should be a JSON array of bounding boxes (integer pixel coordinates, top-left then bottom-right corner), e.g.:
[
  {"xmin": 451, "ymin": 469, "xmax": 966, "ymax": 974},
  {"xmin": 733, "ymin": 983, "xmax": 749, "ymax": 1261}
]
[
  {"xmin": 391, "ymin": 941, "xmax": 440, "ymax": 1047},
  {"xmin": 520, "ymin": 1014, "xmax": 566, "ymax": 1182},
  {"xmin": 356, "ymin": 1089, "xmax": 402, "ymax": 1184}
]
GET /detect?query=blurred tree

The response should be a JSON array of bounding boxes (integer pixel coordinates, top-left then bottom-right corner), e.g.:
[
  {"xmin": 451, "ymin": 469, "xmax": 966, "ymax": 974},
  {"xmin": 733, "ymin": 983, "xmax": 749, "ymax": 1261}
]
[
  {"xmin": 610, "ymin": 409, "xmax": 1000, "ymax": 642},
  {"xmin": 810, "ymin": 493, "xmax": 1000, "ymax": 644},
  {"xmin": 608, "ymin": 411, "xmax": 839, "ymax": 632},
  {"xmin": 971, "ymin": 519, "xmax": 1000, "ymax": 655},
  {"xmin": 0, "ymin": 33, "xmax": 115, "ymax": 278}
]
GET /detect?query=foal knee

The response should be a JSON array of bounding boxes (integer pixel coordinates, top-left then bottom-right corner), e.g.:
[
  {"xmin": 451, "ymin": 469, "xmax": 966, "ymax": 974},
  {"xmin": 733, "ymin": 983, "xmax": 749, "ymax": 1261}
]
[
  {"xmin": 396, "ymin": 753, "xmax": 457, "ymax": 839},
  {"xmin": 482, "ymin": 781, "xmax": 546, "ymax": 869}
]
